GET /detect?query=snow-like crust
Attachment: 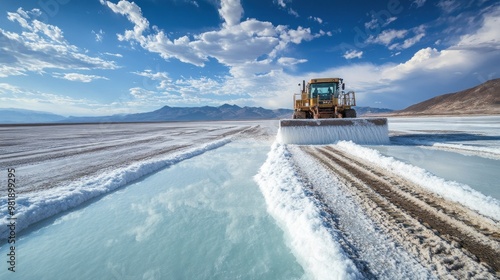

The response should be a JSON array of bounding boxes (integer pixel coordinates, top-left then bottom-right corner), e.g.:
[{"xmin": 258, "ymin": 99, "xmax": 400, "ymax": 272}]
[
  {"xmin": 254, "ymin": 142, "xmax": 362, "ymax": 280},
  {"xmin": 336, "ymin": 141, "xmax": 500, "ymax": 221}
]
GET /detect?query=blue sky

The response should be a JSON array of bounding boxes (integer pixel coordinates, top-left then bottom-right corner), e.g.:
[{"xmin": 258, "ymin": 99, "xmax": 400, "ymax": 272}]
[{"xmin": 0, "ymin": 0, "xmax": 498, "ymax": 116}]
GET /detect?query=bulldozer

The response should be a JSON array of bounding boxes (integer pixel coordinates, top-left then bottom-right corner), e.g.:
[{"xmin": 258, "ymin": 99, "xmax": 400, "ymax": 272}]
[
  {"xmin": 278, "ymin": 78, "xmax": 389, "ymax": 145},
  {"xmin": 292, "ymin": 78, "xmax": 356, "ymax": 119}
]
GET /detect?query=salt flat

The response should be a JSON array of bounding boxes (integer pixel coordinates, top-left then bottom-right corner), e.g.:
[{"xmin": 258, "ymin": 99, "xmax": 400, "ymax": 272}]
[
  {"xmin": 0, "ymin": 116, "xmax": 499, "ymax": 279},
  {"xmin": 0, "ymin": 121, "xmax": 272, "ymax": 195}
]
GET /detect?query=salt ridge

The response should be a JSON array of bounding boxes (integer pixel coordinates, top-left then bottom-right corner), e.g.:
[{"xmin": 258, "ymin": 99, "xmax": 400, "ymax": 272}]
[
  {"xmin": 336, "ymin": 141, "xmax": 500, "ymax": 221},
  {"xmin": 0, "ymin": 139, "xmax": 231, "ymax": 240},
  {"xmin": 254, "ymin": 142, "xmax": 362, "ymax": 280}
]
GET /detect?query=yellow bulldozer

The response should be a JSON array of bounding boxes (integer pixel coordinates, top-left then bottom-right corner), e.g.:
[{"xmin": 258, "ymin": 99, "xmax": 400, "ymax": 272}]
[
  {"xmin": 278, "ymin": 77, "xmax": 389, "ymax": 145},
  {"xmin": 292, "ymin": 78, "xmax": 356, "ymax": 119}
]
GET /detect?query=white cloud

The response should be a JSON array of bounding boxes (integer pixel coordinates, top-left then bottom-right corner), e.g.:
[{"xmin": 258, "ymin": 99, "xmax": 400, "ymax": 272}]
[
  {"xmin": 92, "ymin": 29, "xmax": 105, "ymax": 42},
  {"xmin": 133, "ymin": 70, "xmax": 172, "ymax": 90},
  {"xmin": 219, "ymin": 0, "xmax": 243, "ymax": 26},
  {"xmin": 384, "ymin": 17, "xmax": 398, "ymax": 26},
  {"xmin": 343, "ymin": 50, "xmax": 363, "ymax": 59},
  {"xmin": 101, "ymin": 0, "xmax": 325, "ymax": 77},
  {"xmin": 456, "ymin": 6, "xmax": 500, "ymax": 50},
  {"xmin": 133, "ymin": 70, "xmax": 169, "ymax": 80},
  {"xmin": 0, "ymin": 83, "xmax": 23, "ymax": 95},
  {"xmin": 129, "ymin": 87, "xmax": 156, "ymax": 99},
  {"xmin": 367, "ymin": 25, "xmax": 426, "ymax": 50},
  {"xmin": 175, "ymin": 77, "xmax": 222, "ymax": 95},
  {"xmin": 364, "ymin": 17, "xmax": 378, "ymax": 29},
  {"xmin": 101, "ymin": 0, "xmax": 149, "ymax": 42},
  {"xmin": 103, "ymin": 52, "xmax": 123, "ymax": 57},
  {"xmin": 0, "ymin": 8, "xmax": 117, "ymax": 78},
  {"xmin": 367, "ymin": 29, "xmax": 408, "ymax": 45},
  {"xmin": 309, "ymin": 16, "xmax": 323, "ymax": 24},
  {"xmin": 389, "ymin": 31, "xmax": 426, "ymax": 50},
  {"xmin": 276, "ymin": 0, "xmax": 287, "ymax": 8},
  {"xmin": 277, "ymin": 57, "xmax": 308, "ymax": 66},
  {"xmin": 365, "ymin": 14, "xmax": 397, "ymax": 29},
  {"xmin": 53, "ymin": 72, "xmax": 109, "ymax": 83}
]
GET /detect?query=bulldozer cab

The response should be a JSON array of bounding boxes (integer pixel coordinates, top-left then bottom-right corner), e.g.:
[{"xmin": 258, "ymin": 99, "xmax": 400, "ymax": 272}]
[{"xmin": 309, "ymin": 82, "xmax": 339, "ymax": 100}]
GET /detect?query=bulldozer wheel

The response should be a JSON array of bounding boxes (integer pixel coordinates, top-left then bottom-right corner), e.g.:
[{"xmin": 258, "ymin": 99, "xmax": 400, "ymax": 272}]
[{"xmin": 344, "ymin": 109, "xmax": 357, "ymax": 118}]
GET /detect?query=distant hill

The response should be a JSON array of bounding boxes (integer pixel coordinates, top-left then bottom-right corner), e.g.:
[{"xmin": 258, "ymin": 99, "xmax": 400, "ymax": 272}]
[
  {"xmin": 61, "ymin": 105, "xmax": 390, "ymax": 122},
  {"xmin": 64, "ymin": 104, "xmax": 293, "ymax": 123},
  {"xmin": 0, "ymin": 108, "xmax": 66, "ymax": 124},
  {"xmin": 0, "ymin": 104, "xmax": 393, "ymax": 124},
  {"xmin": 389, "ymin": 78, "xmax": 500, "ymax": 116}
]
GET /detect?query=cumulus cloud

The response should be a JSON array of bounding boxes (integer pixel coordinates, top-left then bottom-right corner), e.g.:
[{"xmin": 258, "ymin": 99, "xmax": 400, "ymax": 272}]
[
  {"xmin": 101, "ymin": 0, "xmax": 325, "ymax": 75},
  {"xmin": 53, "ymin": 73, "xmax": 109, "ymax": 83},
  {"xmin": 0, "ymin": 7, "xmax": 117, "ymax": 78},
  {"xmin": 219, "ymin": 0, "xmax": 243, "ymax": 26}
]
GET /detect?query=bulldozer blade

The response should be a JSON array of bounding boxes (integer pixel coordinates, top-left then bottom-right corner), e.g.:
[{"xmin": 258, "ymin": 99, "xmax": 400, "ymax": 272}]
[{"xmin": 278, "ymin": 118, "xmax": 389, "ymax": 145}]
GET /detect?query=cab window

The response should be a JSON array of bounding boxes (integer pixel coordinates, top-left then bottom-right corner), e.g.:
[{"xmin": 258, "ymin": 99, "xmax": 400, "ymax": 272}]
[{"xmin": 309, "ymin": 83, "xmax": 338, "ymax": 99}]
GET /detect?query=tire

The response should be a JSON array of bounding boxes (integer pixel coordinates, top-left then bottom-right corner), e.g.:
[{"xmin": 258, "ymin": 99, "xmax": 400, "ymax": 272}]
[{"xmin": 344, "ymin": 109, "xmax": 357, "ymax": 118}]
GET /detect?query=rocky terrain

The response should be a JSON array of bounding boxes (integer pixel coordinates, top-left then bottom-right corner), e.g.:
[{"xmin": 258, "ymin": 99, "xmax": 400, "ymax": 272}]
[{"xmin": 388, "ymin": 78, "xmax": 500, "ymax": 116}]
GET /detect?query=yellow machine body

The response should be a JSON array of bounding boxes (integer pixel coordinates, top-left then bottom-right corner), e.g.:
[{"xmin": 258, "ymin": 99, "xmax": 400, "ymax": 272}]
[
  {"xmin": 279, "ymin": 77, "xmax": 390, "ymax": 145},
  {"xmin": 293, "ymin": 78, "xmax": 356, "ymax": 119}
]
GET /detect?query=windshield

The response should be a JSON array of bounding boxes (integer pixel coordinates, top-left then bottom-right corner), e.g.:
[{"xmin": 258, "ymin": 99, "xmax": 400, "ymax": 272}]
[{"xmin": 309, "ymin": 82, "xmax": 338, "ymax": 99}]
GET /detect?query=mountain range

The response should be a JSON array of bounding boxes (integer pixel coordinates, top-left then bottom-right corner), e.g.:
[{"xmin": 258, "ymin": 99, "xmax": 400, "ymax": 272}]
[
  {"xmin": 63, "ymin": 104, "xmax": 293, "ymax": 123},
  {"xmin": 0, "ymin": 108, "xmax": 67, "ymax": 124},
  {"xmin": 0, "ymin": 105, "xmax": 394, "ymax": 124}
]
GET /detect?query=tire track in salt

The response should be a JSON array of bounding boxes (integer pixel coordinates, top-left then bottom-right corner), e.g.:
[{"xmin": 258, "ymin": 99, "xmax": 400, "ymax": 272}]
[{"xmin": 302, "ymin": 146, "xmax": 500, "ymax": 279}]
